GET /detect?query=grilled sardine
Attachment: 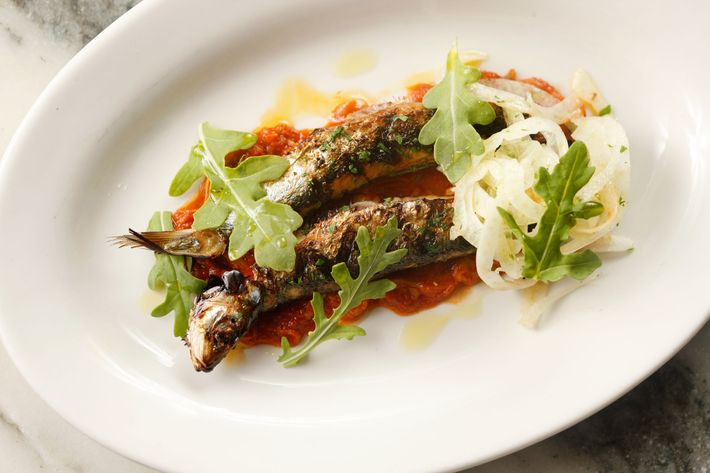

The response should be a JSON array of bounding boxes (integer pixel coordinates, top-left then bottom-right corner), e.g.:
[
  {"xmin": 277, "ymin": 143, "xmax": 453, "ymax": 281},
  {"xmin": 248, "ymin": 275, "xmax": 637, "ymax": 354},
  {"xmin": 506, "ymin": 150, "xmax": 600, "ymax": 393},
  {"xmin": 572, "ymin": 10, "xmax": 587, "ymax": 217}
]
[{"xmin": 186, "ymin": 197, "xmax": 474, "ymax": 372}]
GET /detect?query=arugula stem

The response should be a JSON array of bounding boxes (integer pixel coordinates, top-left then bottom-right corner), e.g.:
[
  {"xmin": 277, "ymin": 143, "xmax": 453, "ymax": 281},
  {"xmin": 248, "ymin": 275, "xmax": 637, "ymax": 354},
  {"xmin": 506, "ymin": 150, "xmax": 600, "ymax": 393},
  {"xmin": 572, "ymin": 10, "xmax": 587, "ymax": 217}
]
[{"xmin": 279, "ymin": 236, "xmax": 388, "ymax": 367}]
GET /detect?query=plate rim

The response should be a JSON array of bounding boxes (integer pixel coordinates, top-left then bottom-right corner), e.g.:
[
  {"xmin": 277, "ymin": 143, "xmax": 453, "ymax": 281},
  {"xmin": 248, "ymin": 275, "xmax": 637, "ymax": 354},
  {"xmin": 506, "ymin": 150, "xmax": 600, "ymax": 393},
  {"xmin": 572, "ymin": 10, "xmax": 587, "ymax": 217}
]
[{"xmin": 1, "ymin": 0, "xmax": 709, "ymax": 472}]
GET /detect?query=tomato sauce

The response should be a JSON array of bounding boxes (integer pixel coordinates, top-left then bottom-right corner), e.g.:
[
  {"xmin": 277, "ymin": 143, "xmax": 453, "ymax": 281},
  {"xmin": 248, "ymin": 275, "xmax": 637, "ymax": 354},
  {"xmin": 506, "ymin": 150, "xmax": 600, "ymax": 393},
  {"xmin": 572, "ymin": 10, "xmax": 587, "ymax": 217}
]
[
  {"xmin": 325, "ymin": 98, "xmax": 369, "ymax": 126},
  {"xmin": 225, "ymin": 123, "xmax": 309, "ymax": 167},
  {"xmin": 520, "ymin": 77, "xmax": 565, "ymax": 101},
  {"xmin": 406, "ymin": 83, "xmax": 433, "ymax": 103}
]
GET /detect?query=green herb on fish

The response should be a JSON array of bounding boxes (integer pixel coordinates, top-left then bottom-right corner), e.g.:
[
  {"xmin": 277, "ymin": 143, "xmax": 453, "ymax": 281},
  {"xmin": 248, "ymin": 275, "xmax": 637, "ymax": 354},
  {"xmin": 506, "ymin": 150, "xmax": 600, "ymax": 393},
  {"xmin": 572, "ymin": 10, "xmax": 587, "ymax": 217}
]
[
  {"xmin": 418, "ymin": 45, "xmax": 496, "ymax": 183},
  {"xmin": 319, "ymin": 125, "xmax": 351, "ymax": 152},
  {"xmin": 497, "ymin": 141, "xmax": 603, "ymax": 282},
  {"xmin": 278, "ymin": 217, "xmax": 407, "ymax": 367},
  {"xmin": 356, "ymin": 150, "xmax": 371, "ymax": 162},
  {"xmin": 146, "ymin": 211, "xmax": 206, "ymax": 337},
  {"xmin": 169, "ymin": 122, "xmax": 303, "ymax": 271}
]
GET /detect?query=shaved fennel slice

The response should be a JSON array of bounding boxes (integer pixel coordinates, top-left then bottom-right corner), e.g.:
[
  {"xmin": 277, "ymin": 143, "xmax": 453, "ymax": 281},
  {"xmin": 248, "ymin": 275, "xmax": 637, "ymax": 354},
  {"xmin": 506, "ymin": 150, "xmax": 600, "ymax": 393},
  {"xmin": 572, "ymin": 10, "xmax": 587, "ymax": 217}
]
[
  {"xmin": 470, "ymin": 81, "xmax": 582, "ymax": 124},
  {"xmin": 479, "ymin": 78, "xmax": 559, "ymax": 106},
  {"xmin": 572, "ymin": 116, "xmax": 630, "ymax": 202},
  {"xmin": 469, "ymin": 82, "xmax": 530, "ymax": 114},
  {"xmin": 519, "ymin": 275, "xmax": 598, "ymax": 329},
  {"xmin": 571, "ymin": 69, "xmax": 610, "ymax": 115},
  {"xmin": 483, "ymin": 117, "xmax": 569, "ymax": 157},
  {"xmin": 560, "ymin": 116, "xmax": 631, "ymax": 253},
  {"xmin": 587, "ymin": 234, "xmax": 634, "ymax": 253}
]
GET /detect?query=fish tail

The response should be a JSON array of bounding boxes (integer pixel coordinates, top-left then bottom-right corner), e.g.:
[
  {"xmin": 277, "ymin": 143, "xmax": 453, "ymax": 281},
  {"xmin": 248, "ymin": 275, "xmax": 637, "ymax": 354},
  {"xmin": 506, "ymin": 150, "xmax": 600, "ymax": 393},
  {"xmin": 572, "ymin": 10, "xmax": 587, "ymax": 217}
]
[{"xmin": 109, "ymin": 228, "xmax": 227, "ymax": 258}]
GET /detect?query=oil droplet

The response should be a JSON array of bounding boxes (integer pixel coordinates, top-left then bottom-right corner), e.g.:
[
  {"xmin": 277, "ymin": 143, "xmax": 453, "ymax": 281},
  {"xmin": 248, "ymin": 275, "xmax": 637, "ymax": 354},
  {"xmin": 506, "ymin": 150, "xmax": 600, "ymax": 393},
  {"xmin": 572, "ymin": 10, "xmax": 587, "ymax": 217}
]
[
  {"xmin": 260, "ymin": 78, "xmax": 367, "ymax": 127},
  {"xmin": 332, "ymin": 48, "xmax": 378, "ymax": 78},
  {"xmin": 400, "ymin": 315, "xmax": 450, "ymax": 352},
  {"xmin": 139, "ymin": 289, "xmax": 165, "ymax": 313},
  {"xmin": 447, "ymin": 291, "xmax": 482, "ymax": 321},
  {"xmin": 459, "ymin": 49, "xmax": 488, "ymax": 67},
  {"xmin": 402, "ymin": 70, "xmax": 436, "ymax": 87},
  {"xmin": 224, "ymin": 345, "xmax": 247, "ymax": 366},
  {"xmin": 399, "ymin": 289, "xmax": 485, "ymax": 352},
  {"xmin": 276, "ymin": 237, "xmax": 287, "ymax": 248}
]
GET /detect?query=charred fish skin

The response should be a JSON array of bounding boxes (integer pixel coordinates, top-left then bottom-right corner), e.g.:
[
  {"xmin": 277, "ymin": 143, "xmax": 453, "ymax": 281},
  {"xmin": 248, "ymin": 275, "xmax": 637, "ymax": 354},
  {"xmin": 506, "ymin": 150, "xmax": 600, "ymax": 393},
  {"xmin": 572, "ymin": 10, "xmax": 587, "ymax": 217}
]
[
  {"xmin": 265, "ymin": 102, "xmax": 436, "ymax": 216},
  {"xmin": 185, "ymin": 197, "xmax": 474, "ymax": 372}
]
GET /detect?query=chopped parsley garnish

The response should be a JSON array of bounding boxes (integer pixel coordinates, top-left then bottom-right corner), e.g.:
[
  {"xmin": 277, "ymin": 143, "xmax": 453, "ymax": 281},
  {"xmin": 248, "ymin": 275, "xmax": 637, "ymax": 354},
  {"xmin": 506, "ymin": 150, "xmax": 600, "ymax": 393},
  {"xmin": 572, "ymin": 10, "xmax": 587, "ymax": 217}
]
[
  {"xmin": 319, "ymin": 125, "xmax": 351, "ymax": 152},
  {"xmin": 357, "ymin": 150, "xmax": 371, "ymax": 162}
]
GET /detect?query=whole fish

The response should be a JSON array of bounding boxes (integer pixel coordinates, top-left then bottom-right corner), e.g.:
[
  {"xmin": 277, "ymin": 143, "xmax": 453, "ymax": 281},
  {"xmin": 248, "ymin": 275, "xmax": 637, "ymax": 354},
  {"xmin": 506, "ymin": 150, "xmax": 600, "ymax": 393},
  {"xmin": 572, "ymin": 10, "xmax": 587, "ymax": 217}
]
[{"xmin": 186, "ymin": 197, "xmax": 474, "ymax": 372}]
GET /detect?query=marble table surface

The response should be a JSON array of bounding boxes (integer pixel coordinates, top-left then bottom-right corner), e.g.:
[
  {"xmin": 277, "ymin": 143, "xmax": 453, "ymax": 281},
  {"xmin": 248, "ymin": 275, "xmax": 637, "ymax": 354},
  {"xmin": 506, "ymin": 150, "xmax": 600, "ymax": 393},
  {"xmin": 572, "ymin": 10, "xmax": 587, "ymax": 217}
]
[{"xmin": 1, "ymin": 1, "xmax": 708, "ymax": 472}]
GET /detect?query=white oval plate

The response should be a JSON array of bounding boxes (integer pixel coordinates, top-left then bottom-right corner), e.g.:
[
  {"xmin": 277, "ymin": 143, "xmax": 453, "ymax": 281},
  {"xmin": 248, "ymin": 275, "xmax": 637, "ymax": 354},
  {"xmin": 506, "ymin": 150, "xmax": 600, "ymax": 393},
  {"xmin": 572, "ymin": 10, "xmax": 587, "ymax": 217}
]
[{"xmin": 1, "ymin": 0, "xmax": 708, "ymax": 472}]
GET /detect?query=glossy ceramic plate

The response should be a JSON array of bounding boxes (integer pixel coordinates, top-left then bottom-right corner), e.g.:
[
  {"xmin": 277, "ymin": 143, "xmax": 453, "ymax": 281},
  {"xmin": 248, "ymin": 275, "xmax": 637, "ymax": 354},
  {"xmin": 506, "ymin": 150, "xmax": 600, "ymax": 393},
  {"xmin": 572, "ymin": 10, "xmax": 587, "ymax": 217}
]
[{"xmin": 1, "ymin": 0, "xmax": 708, "ymax": 472}]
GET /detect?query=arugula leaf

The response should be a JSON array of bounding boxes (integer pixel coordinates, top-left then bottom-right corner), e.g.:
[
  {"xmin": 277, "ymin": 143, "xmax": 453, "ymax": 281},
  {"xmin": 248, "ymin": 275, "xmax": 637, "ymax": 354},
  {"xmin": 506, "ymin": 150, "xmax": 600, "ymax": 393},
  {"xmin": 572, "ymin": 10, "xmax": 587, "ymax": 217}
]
[
  {"xmin": 278, "ymin": 217, "xmax": 407, "ymax": 367},
  {"xmin": 598, "ymin": 104, "xmax": 612, "ymax": 116},
  {"xmin": 170, "ymin": 122, "xmax": 303, "ymax": 271},
  {"xmin": 497, "ymin": 141, "xmax": 603, "ymax": 282},
  {"xmin": 418, "ymin": 45, "xmax": 496, "ymax": 183},
  {"xmin": 169, "ymin": 143, "xmax": 208, "ymax": 197},
  {"xmin": 146, "ymin": 211, "xmax": 206, "ymax": 337}
]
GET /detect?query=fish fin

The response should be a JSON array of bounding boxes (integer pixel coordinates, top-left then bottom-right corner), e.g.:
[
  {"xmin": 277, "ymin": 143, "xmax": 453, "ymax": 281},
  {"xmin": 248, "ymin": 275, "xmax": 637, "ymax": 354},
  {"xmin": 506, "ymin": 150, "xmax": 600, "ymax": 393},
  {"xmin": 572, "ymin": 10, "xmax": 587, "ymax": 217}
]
[
  {"xmin": 107, "ymin": 231, "xmax": 159, "ymax": 251},
  {"xmin": 108, "ymin": 229, "xmax": 189, "ymax": 254},
  {"xmin": 109, "ymin": 228, "xmax": 226, "ymax": 258}
]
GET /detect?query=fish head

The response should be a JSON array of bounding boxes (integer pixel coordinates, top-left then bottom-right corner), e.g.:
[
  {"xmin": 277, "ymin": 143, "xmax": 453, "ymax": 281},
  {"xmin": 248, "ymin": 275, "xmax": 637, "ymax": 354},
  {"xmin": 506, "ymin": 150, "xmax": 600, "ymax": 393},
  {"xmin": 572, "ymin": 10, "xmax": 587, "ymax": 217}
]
[{"xmin": 185, "ymin": 271, "xmax": 260, "ymax": 372}]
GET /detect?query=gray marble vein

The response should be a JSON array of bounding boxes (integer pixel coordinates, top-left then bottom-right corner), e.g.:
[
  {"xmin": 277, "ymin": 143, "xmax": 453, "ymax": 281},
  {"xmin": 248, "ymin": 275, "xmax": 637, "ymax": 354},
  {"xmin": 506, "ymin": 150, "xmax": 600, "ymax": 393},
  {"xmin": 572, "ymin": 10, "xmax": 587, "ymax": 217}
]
[
  {"xmin": 0, "ymin": 1, "xmax": 709, "ymax": 472},
  {"xmin": 0, "ymin": 407, "xmax": 48, "ymax": 469},
  {"xmin": 10, "ymin": 0, "xmax": 139, "ymax": 45},
  {"xmin": 2, "ymin": 23, "xmax": 23, "ymax": 44}
]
